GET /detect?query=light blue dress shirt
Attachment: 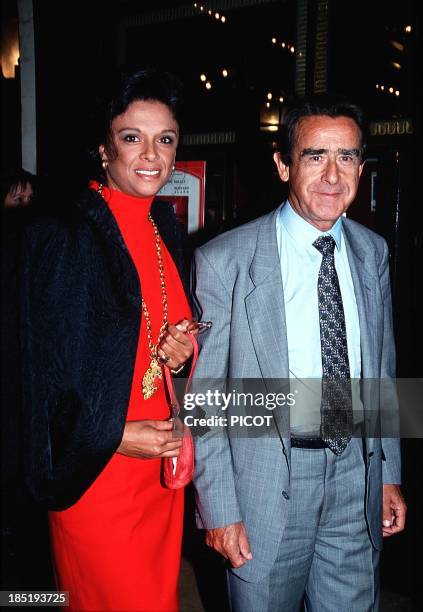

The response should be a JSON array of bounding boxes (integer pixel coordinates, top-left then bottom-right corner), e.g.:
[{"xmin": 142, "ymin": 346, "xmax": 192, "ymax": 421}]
[{"xmin": 276, "ymin": 201, "xmax": 362, "ymax": 435}]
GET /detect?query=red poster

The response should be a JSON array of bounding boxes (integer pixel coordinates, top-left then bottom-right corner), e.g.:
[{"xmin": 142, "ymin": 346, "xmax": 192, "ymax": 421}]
[{"xmin": 156, "ymin": 161, "xmax": 206, "ymax": 233}]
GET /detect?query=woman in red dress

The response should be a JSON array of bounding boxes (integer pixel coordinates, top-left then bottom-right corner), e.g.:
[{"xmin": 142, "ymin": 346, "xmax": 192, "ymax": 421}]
[{"xmin": 22, "ymin": 68, "xmax": 197, "ymax": 611}]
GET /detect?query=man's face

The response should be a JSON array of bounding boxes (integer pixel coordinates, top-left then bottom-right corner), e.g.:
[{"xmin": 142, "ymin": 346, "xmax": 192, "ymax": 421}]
[{"xmin": 274, "ymin": 115, "xmax": 364, "ymax": 231}]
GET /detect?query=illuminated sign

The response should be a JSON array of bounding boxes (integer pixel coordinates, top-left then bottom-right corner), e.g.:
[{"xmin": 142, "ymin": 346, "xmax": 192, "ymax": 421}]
[{"xmin": 370, "ymin": 119, "xmax": 414, "ymax": 136}]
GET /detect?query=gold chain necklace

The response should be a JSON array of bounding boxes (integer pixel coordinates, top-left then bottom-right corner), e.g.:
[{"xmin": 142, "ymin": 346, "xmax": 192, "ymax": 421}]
[
  {"xmin": 96, "ymin": 183, "xmax": 167, "ymax": 399},
  {"xmin": 141, "ymin": 213, "xmax": 168, "ymax": 399}
]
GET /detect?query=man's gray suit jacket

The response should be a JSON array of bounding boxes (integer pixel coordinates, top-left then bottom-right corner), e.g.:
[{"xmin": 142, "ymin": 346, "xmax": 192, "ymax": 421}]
[{"xmin": 192, "ymin": 204, "xmax": 401, "ymax": 583}]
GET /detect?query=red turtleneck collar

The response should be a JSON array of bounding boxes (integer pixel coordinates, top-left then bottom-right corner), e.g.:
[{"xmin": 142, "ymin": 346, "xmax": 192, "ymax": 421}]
[{"xmin": 89, "ymin": 180, "xmax": 154, "ymax": 215}]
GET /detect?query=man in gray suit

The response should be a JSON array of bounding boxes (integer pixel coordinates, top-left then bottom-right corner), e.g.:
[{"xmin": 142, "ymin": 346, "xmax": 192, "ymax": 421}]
[{"xmin": 191, "ymin": 97, "xmax": 406, "ymax": 611}]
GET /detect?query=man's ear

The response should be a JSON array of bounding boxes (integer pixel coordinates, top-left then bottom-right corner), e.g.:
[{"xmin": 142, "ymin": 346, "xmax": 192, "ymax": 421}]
[
  {"xmin": 273, "ymin": 151, "xmax": 289, "ymax": 183},
  {"xmin": 358, "ymin": 159, "xmax": 365, "ymax": 179}
]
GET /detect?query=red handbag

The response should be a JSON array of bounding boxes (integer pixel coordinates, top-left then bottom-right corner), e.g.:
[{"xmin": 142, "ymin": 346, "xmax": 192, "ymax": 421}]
[{"xmin": 163, "ymin": 333, "xmax": 198, "ymax": 489}]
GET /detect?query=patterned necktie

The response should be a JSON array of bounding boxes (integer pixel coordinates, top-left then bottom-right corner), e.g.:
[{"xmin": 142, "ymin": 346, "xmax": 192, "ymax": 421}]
[{"xmin": 313, "ymin": 235, "xmax": 353, "ymax": 455}]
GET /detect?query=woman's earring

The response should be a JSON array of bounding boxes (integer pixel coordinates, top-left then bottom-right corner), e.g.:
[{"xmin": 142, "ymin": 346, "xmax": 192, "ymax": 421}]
[
  {"xmin": 102, "ymin": 160, "xmax": 108, "ymax": 170},
  {"xmin": 172, "ymin": 163, "xmax": 176, "ymax": 172}
]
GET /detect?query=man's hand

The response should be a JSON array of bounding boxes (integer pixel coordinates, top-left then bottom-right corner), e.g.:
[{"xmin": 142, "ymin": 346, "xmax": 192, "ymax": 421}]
[
  {"xmin": 206, "ymin": 522, "xmax": 253, "ymax": 568},
  {"xmin": 117, "ymin": 420, "xmax": 182, "ymax": 459},
  {"xmin": 382, "ymin": 484, "xmax": 407, "ymax": 537}
]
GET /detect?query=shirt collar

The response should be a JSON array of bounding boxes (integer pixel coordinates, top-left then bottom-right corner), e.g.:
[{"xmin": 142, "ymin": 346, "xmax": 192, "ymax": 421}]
[{"xmin": 278, "ymin": 200, "xmax": 343, "ymax": 250}]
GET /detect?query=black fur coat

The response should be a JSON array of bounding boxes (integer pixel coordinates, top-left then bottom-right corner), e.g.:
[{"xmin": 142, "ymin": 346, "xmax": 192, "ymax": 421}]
[{"xmin": 21, "ymin": 187, "xmax": 188, "ymax": 510}]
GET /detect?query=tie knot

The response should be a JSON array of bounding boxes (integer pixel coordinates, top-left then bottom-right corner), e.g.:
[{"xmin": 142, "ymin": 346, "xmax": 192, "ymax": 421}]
[{"xmin": 313, "ymin": 235, "xmax": 336, "ymax": 256}]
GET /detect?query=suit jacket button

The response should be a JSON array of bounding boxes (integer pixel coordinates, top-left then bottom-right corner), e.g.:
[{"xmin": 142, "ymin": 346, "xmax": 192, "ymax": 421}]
[{"xmin": 282, "ymin": 491, "xmax": 290, "ymax": 500}]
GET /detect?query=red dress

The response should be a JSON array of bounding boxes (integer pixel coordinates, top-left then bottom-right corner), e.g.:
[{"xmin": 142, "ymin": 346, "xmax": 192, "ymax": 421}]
[{"xmin": 49, "ymin": 185, "xmax": 192, "ymax": 611}]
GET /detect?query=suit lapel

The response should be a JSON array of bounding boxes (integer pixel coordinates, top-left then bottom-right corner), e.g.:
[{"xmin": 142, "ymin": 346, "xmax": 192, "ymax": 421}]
[
  {"xmin": 343, "ymin": 221, "xmax": 382, "ymax": 451},
  {"xmin": 245, "ymin": 209, "xmax": 291, "ymax": 459},
  {"xmin": 342, "ymin": 221, "xmax": 379, "ymax": 377},
  {"xmin": 246, "ymin": 208, "xmax": 289, "ymax": 380}
]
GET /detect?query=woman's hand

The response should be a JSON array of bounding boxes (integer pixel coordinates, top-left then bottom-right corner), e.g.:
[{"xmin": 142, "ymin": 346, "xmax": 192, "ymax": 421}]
[
  {"xmin": 117, "ymin": 420, "xmax": 182, "ymax": 459},
  {"xmin": 157, "ymin": 318, "xmax": 196, "ymax": 373}
]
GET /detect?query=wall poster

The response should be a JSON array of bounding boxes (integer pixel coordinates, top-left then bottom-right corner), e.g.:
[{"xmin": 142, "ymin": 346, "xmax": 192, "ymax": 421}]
[{"xmin": 157, "ymin": 161, "xmax": 206, "ymax": 234}]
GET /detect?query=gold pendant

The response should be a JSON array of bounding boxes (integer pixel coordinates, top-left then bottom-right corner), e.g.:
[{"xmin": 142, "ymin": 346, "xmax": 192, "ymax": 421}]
[{"xmin": 142, "ymin": 357, "xmax": 163, "ymax": 400}]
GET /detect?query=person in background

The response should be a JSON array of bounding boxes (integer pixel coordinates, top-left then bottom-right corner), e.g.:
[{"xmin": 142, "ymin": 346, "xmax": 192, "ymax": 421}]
[
  {"xmin": 1, "ymin": 169, "xmax": 35, "ymax": 208},
  {"xmin": 192, "ymin": 96, "xmax": 406, "ymax": 611},
  {"xmin": 1, "ymin": 170, "xmax": 36, "ymax": 516},
  {"xmin": 21, "ymin": 68, "xmax": 197, "ymax": 611},
  {"xmin": 1, "ymin": 168, "xmax": 55, "ymax": 590}
]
